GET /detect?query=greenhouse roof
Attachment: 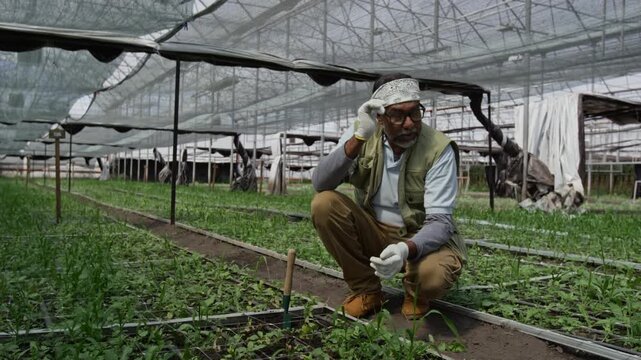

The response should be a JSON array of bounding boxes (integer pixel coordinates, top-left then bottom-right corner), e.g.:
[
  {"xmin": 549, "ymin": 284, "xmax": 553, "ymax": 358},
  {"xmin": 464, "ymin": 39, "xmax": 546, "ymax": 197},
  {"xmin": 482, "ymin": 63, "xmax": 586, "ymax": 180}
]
[{"xmin": 1, "ymin": 0, "xmax": 641, "ymax": 160}]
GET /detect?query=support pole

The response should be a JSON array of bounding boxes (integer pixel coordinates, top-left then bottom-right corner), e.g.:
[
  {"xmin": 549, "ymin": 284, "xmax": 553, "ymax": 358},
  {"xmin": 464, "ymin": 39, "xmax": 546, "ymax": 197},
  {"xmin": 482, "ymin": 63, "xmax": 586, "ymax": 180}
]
[
  {"xmin": 431, "ymin": 98, "xmax": 437, "ymax": 128},
  {"xmin": 609, "ymin": 164, "xmax": 614, "ymax": 194},
  {"xmin": 283, "ymin": 132, "xmax": 288, "ymax": 189},
  {"xmin": 253, "ymin": 112, "xmax": 258, "ymax": 164},
  {"xmin": 521, "ymin": 61, "xmax": 531, "ymax": 201},
  {"xmin": 230, "ymin": 67, "xmax": 236, "ymax": 189},
  {"xmin": 43, "ymin": 143, "xmax": 47, "ymax": 186},
  {"xmin": 369, "ymin": 0, "xmax": 375, "ymax": 62},
  {"xmin": 320, "ymin": 108, "xmax": 325, "ymax": 162},
  {"xmin": 212, "ymin": 163, "xmax": 217, "ymax": 190},
  {"xmin": 253, "ymin": 68, "xmax": 259, "ymax": 164},
  {"xmin": 154, "ymin": 150, "xmax": 157, "ymax": 182},
  {"xmin": 433, "ymin": 0, "xmax": 440, "ymax": 51},
  {"xmin": 129, "ymin": 150, "xmax": 134, "ymax": 181},
  {"xmin": 67, "ymin": 134, "xmax": 72, "ymax": 192},
  {"xmin": 137, "ymin": 148, "xmax": 141, "ymax": 181},
  {"xmin": 145, "ymin": 148, "xmax": 149, "ymax": 182},
  {"xmin": 578, "ymin": 94, "xmax": 587, "ymax": 189},
  {"xmin": 488, "ymin": 92, "xmax": 494, "ymax": 211},
  {"xmin": 587, "ymin": 152, "xmax": 592, "ymax": 197},
  {"xmin": 208, "ymin": 137, "xmax": 212, "ymax": 189},
  {"xmin": 259, "ymin": 159, "xmax": 264, "ymax": 193},
  {"xmin": 55, "ymin": 138, "xmax": 61, "ymax": 224},
  {"xmin": 171, "ymin": 61, "xmax": 181, "ymax": 225},
  {"xmin": 192, "ymin": 134, "xmax": 197, "ymax": 184},
  {"xmin": 521, "ymin": 0, "xmax": 532, "ymax": 201},
  {"xmin": 229, "ymin": 138, "xmax": 234, "ymax": 187},
  {"xmin": 25, "ymin": 156, "xmax": 30, "ymax": 188}
]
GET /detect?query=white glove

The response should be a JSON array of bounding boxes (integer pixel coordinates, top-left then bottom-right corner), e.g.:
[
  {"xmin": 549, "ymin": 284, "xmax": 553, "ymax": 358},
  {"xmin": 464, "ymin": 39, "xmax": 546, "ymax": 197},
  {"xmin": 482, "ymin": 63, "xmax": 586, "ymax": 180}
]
[
  {"xmin": 369, "ymin": 242, "xmax": 409, "ymax": 279},
  {"xmin": 354, "ymin": 99, "xmax": 385, "ymax": 141}
]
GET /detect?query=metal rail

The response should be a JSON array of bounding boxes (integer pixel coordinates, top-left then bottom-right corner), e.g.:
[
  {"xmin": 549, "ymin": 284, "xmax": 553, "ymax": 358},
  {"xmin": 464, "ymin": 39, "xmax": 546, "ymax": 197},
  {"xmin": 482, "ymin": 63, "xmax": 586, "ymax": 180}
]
[{"xmin": 466, "ymin": 239, "xmax": 641, "ymax": 272}]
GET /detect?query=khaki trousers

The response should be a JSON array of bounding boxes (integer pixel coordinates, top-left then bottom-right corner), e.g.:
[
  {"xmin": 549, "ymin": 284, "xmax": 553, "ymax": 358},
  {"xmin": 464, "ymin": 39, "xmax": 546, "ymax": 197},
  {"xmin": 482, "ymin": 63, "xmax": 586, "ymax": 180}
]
[{"xmin": 311, "ymin": 190, "xmax": 463, "ymax": 301}]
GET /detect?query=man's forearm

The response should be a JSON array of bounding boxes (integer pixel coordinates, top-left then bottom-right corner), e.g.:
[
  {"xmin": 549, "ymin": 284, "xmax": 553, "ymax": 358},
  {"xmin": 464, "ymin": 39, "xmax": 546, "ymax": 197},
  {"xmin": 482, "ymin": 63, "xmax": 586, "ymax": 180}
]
[
  {"xmin": 311, "ymin": 136, "xmax": 364, "ymax": 191},
  {"xmin": 343, "ymin": 136, "xmax": 364, "ymax": 159},
  {"xmin": 406, "ymin": 214, "xmax": 455, "ymax": 260}
]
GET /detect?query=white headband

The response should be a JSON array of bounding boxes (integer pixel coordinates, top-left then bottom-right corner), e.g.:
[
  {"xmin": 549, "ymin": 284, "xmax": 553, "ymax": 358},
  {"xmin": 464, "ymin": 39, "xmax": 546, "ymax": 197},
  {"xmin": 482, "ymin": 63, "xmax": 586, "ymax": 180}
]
[{"xmin": 371, "ymin": 78, "xmax": 420, "ymax": 106}]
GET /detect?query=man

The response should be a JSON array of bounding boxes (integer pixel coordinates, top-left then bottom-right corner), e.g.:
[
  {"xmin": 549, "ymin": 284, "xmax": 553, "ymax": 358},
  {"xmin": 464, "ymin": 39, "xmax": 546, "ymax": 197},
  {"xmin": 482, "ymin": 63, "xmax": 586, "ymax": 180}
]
[{"xmin": 310, "ymin": 73, "xmax": 467, "ymax": 319}]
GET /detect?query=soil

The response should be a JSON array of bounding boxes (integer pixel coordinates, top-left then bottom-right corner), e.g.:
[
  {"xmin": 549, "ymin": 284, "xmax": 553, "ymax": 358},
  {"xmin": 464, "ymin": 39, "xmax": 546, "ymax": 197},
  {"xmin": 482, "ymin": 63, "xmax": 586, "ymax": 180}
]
[{"xmin": 77, "ymin": 194, "xmax": 589, "ymax": 360}]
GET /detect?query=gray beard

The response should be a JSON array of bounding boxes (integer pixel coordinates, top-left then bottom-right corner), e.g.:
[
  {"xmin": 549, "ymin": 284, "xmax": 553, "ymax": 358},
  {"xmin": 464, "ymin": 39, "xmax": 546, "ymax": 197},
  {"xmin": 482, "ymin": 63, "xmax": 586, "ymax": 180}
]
[
  {"xmin": 382, "ymin": 131, "xmax": 417, "ymax": 150},
  {"xmin": 394, "ymin": 137, "xmax": 417, "ymax": 149},
  {"xmin": 391, "ymin": 132, "xmax": 418, "ymax": 149}
]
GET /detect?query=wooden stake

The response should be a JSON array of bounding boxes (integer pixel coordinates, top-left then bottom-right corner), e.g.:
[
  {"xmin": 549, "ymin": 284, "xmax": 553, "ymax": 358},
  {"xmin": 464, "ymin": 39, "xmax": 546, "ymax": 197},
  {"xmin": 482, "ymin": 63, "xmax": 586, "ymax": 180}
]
[{"xmin": 283, "ymin": 248, "xmax": 297, "ymax": 329}]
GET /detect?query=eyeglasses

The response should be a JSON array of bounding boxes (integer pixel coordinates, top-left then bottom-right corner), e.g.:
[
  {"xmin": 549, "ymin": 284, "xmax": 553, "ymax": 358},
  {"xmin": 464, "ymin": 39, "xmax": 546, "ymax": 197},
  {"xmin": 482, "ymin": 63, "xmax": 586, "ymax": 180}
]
[{"xmin": 383, "ymin": 104, "xmax": 425, "ymax": 125}]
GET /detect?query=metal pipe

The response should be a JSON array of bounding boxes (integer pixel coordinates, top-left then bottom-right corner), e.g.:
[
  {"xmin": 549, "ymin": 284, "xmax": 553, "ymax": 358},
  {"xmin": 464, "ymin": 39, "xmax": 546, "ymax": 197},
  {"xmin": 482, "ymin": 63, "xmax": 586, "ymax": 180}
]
[
  {"xmin": 369, "ymin": 0, "xmax": 375, "ymax": 62},
  {"xmin": 192, "ymin": 134, "xmax": 197, "ymax": 184},
  {"xmin": 229, "ymin": 137, "xmax": 233, "ymax": 187},
  {"xmin": 55, "ymin": 138, "xmax": 61, "ymax": 224},
  {"xmin": 208, "ymin": 137, "xmax": 212, "ymax": 188},
  {"xmin": 431, "ymin": 98, "xmax": 437, "ymax": 128},
  {"xmin": 145, "ymin": 148, "xmax": 149, "ymax": 182},
  {"xmin": 137, "ymin": 148, "xmax": 141, "ymax": 181},
  {"xmin": 488, "ymin": 92, "xmax": 494, "ymax": 211},
  {"xmin": 67, "ymin": 134, "xmax": 72, "ymax": 192},
  {"xmin": 129, "ymin": 150, "xmax": 134, "ymax": 182},
  {"xmin": 521, "ymin": 0, "xmax": 532, "ymax": 201},
  {"xmin": 25, "ymin": 156, "xmax": 30, "ymax": 188},
  {"xmin": 43, "ymin": 143, "xmax": 47, "ymax": 186},
  {"xmin": 433, "ymin": 0, "xmax": 440, "ymax": 50},
  {"xmin": 171, "ymin": 60, "xmax": 181, "ymax": 225}
]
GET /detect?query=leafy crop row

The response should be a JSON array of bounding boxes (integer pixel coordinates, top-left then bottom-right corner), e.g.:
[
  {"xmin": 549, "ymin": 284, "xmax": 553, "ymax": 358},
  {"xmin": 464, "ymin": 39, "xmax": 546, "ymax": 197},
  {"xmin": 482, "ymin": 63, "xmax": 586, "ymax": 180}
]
[
  {"xmin": 2, "ymin": 179, "xmax": 444, "ymax": 358},
  {"xmin": 59, "ymin": 178, "xmax": 641, "ymax": 352}
]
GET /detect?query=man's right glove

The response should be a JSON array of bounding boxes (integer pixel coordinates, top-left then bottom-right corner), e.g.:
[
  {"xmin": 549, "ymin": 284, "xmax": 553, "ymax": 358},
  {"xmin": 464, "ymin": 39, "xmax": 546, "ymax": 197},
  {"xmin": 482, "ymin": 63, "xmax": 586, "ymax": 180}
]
[
  {"xmin": 369, "ymin": 242, "xmax": 409, "ymax": 279},
  {"xmin": 354, "ymin": 99, "xmax": 385, "ymax": 141}
]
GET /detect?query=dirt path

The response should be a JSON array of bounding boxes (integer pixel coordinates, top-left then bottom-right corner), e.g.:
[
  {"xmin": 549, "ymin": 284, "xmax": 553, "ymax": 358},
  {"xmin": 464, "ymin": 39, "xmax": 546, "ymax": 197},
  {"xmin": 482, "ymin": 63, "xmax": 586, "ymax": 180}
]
[{"xmin": 77, "ymin": 194, "xmax": 586, "ymax": 360}]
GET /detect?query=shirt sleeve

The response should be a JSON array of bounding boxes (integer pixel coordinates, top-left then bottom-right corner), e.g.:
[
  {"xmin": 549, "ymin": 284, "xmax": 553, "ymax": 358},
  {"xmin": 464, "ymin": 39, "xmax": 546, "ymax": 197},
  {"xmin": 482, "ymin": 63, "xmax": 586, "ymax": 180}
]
[
  {"xmin": 311, "ymin": 126, "xmax": 356, "ymax": 192},
  {"xmin": 409, "ymin": 214, "xmax": 456, "ymax": 259},
  {"xmin": 408, "ymin": 144, "xmax": 458, "ymax": 258},
  {"xmin": 424, "ymin": 144, "xmax": 458, "ymax": 214}
]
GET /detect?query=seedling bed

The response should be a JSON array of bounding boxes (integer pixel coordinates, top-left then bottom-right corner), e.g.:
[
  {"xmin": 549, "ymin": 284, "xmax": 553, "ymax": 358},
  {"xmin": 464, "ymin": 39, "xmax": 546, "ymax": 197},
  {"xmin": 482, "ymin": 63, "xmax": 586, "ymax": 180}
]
[
  {"xmin": 2, "ymin": 248, "xmax": 311, "ymax": 334},
  {"xmin": 466, "ymin": 239, "xmax": 641, "ymax": 272},
  {"xmin": 447, "ymin": 269, "xmax": 641, "ymax": 351},
  {"xmin": 63, "ymin": 183, "xmax": 640, "ymax": 360},
  {"xmin": 105, "ymin": 187, "xmax": 310, "ymax": 222},
  {"xmin": 66, "ymin": 181, "xmax": 641, "ymax": 356},
  {"xmin": 0, "ymin": 306, "xmax": 441, "ymax": 359},
  {"xmin": 456, "ymin": 213, "xmax": 640, "ymax": 263}
]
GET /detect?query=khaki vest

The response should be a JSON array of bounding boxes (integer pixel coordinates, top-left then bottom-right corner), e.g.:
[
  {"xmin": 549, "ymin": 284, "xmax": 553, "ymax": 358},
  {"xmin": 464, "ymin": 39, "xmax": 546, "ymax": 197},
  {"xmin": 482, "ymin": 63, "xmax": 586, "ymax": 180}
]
[{"xmin": 349, "ymin": 125, "xmax": 467, "ymax": 261}]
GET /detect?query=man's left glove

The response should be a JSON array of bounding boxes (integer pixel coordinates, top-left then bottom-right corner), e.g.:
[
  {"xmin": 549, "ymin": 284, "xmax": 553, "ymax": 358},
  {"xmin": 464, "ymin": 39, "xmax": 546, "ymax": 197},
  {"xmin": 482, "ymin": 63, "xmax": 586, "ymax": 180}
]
[{"xmin": 369, "ymin": 242, "xmax": 409, "ymax": 279}]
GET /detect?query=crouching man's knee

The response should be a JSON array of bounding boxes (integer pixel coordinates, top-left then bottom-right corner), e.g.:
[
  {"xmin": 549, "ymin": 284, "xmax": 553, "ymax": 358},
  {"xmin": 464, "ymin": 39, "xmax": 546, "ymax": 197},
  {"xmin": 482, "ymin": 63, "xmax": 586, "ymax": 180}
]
[
  {"xmin": 416, "ymin": 250, "xmax": 463, "ymax": 300},
  {"xmin": 311, "ymin": 190, "xmax": 346, "ymax": 224}
]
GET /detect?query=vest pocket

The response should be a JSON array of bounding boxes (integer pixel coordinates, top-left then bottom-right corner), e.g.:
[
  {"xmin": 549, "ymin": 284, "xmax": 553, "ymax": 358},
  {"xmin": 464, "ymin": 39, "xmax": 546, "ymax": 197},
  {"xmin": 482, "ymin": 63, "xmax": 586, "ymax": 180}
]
[
  {"xmin": 350, "ymin": 156, "xmax": 374, "ymax": 188},
  {"xmin": 405, "ymin": 190, "xmax": 424, "ymax": 205},
  {"xmin": 405, "ymin": 190, "xmax": 426, "ymax": 229},
  {"xmin": 405, "ymin": 169, "xmax": 428, "ymax": 192}
]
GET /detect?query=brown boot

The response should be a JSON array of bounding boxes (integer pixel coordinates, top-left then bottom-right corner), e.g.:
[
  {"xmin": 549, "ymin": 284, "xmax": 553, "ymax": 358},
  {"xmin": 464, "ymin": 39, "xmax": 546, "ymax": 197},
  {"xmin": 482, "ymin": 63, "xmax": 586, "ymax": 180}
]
[
  {"xmin": 401, "ymin": 291, "xmax": 430, "ymax": 320},
  {"xmin": 341, "ymin": 291, "xmax": 384, "ymax": 318}
]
